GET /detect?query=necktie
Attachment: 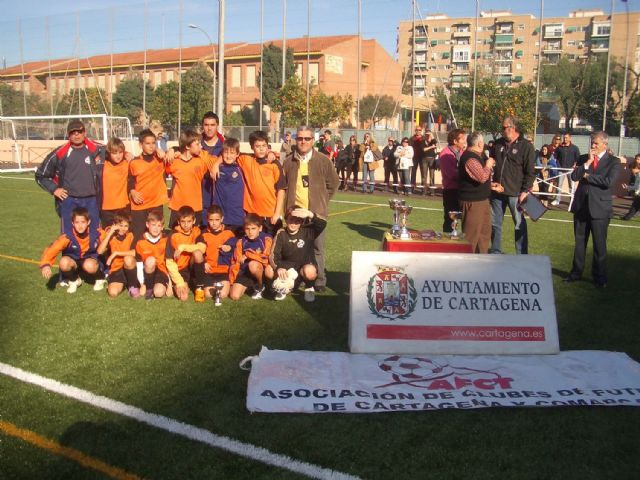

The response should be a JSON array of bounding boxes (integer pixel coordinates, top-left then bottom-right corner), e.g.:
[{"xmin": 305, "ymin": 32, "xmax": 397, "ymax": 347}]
[{"xmin": 592, "ymin": 154, "xmax": 598, "ymax": 171}]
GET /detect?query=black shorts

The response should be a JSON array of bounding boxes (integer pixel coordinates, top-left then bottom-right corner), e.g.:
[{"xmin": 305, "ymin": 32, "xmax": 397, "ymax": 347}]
[
  {"xmin": 204, "ymin": 272, "xmax": 229, "ymax": 286},
  {"xmin": 178, "ymin": 267, "xmax": 191, "ymax": 286},
  {"xmin": 107, "ymin": 268, "xmax": 127, "ymax": 285},
  {"xmin": 233, "ymin": 271, "xmax": 256, "ymax": 288},
  {"xmin": 151, "ymin": 270, "xmax": 170, "ymax": 287}
]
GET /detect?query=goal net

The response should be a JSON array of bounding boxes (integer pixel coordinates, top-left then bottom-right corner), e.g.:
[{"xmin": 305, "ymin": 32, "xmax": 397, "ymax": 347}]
[{"xmin": 0, "ymin": 114, "xmax": 134, "ymax": 173}]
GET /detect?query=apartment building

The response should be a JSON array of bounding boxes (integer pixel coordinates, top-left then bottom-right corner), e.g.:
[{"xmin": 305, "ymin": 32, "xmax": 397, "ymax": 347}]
[{"xmin": 397, "ymin": 9, "xmax": 640, "ymax": 111}]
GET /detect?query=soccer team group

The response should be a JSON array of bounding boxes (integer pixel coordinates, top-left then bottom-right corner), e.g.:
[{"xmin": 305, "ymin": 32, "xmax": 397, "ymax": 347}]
[{"xmin": 36, "ymin": 113, "xmax": 336, "ymax": 303}]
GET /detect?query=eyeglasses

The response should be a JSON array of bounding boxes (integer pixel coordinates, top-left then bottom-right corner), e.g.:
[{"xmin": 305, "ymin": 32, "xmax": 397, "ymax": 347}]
[
  {"xmin": 69, "ymin": 129, "xmax": 85, "ymax": 135},
  {"xmin": 296, "ymin": 136, "xmax": 313, "ymax": 142}
]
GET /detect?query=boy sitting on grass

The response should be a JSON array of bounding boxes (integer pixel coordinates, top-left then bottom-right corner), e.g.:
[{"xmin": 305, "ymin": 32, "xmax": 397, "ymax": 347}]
[
  {"xmin": 40, "ymin": 207, "xmax": 104, "ymax": 294},
  {"xmin": 270, "ymin": 207, "xmax": 326, "ymax": 302},
  {"xmin": 195, "ymin": 205, "xmax": 236, "ymax": 300},
  {"xmin": 229, "ymin": 213, "xmax": 274, "ymax": 301},
  {"xmin": 97, "ymin": 210, "xmax": 141, "ymax": 298},
  {"xmin": 165, "ymin": 206, "xmax": 206, "ymax": 302},
  {"xmin": 135, "ymin": 211, "xmax": 171, "ymax": 300}
]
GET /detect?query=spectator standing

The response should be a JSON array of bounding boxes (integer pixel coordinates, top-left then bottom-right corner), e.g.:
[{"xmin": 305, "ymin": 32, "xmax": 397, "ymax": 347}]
[
  {"xmin": 422, "ymin": 130, "xmax": 438, "ymax": 195},
  {"xmin": 490, "ymin": 116, "xmax": 536, "ymax": 255},
  {"xmin": 382, "ymin": 137, "xmax": 399, "ymax": 193},
  {"xmin": 394, "ymin": 137, "xmax": 414, "ymax": 196},
  {"xmin": 621, "ymin": 154, "xmax": 640, "ymax": 221},
  {"xmin": 359, "ymin": 133, "xmax": 379, "ymax": 194},
  {"xmin": 281, "ymin": 131, "xmax": 294, "ymax": 156},
  {"xmin": 439, "ymin": 128, "xmax": 466, "ymax": 232},
  {"xmin": 410, "ymin": 125, "xmax": 424, "ymax": 193},
  {"xmin": 552, "ymin": 132, "xmax": 581, "ymax": 206},
  {"xmin": 564, "ymin": 131, "xmax": 621, "ymax": 288},
  {"xmin": 342, "ymin": 135, "xmax": 359, "ymax": 191}
]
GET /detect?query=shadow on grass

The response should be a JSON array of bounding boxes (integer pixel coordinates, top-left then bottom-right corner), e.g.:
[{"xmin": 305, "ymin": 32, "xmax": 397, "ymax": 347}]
[{"xmin": 340, "ymin": 220, "xmax": 386, "ymax": 241}]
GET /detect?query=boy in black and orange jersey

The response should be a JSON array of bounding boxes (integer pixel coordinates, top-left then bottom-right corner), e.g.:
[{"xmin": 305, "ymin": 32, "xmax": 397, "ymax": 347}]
[
  {"xmin": 128, "ymin": 129, "xmax": 168, "ymax": 239},
  {"xmin": 228, "ymin": 213, "xmax": 274, "ymax": 301},
  {"xmin": 135, "ymin": 211, "xmax": 171, "ymax": 300},
  {"xmin": 100, "ymin": 138, "xmax": 131, "ymax": 227},
  {"xmin": 97, "ymin": 211, "xmax": 141, "ymax": 298},
  {"xmin": 166, "ymin": 129, "xmax": 217, "ymax": 228},
  {"xmin": 165, "ymin": 206, "xmax": 207, "ymax": 301},
  {"xmin": 195, "ymin": 205, "xmax": 235, "ymax": 300},
  {"xmin": 39, "ymin": 207, "xmax": 104, "ymax": 294}
]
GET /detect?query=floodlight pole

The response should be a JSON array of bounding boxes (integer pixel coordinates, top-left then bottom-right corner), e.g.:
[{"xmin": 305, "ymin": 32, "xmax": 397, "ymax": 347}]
[
  {"xmin": 188, "ymin": 24, "xmax": 217, "ymax": 112},
  {"xmin": 218, "ymin": 0, "xmax": 225, "ymax": 129},
  {"xmin": 471, "ymin": 0, "xmax": 479, "ymax": 131}
]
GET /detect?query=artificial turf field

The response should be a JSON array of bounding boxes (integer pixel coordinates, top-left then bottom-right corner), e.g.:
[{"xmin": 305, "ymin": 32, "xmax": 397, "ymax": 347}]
[{"xmin": 0, "ymin": 172, "xmax": 639, "ymax": 480}]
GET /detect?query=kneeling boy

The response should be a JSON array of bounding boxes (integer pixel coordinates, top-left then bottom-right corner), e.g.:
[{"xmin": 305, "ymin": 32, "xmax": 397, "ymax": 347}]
[
  {"xmin": 135, "ymin": 211, "xmax": 171, "ymax": 299},
  {"xmin": 97, "ymin": 211, "xmax": 140, "ymax": 298}
]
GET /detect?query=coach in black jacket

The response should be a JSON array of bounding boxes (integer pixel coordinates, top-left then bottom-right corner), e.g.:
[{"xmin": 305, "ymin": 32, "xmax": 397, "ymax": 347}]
[{"xmin": 564, "ymin": 131, "xmax": 621, "ymax": 288}]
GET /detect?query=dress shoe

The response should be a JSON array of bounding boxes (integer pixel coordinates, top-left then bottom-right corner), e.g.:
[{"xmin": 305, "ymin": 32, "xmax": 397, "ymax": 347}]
[{"xmin": 563, "ymin": 274, "xmax": 581, "ymax": 283}]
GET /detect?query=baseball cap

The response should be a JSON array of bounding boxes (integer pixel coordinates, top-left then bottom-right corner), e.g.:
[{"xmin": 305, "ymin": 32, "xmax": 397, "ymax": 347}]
[{"xmin": 67, "ymin": 119, "xmax": 85, "ymax": 134}]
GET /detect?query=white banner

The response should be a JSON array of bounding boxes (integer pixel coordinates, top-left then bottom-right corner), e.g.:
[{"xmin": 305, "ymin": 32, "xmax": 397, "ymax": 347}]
[
  {"xmin": 349, "ymin": 252, "xmax": 559, "ymax": 355},
  {"xmin": 246, "ymin": 347, "xmax": 640, "ymax": 413}
]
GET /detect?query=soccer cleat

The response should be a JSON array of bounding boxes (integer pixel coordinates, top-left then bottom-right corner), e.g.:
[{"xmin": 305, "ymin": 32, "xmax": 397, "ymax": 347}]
[
  {"xmin": 144, "ymin": 289, "xmax": 155, "ymax": 300},
  {"xmin": 304, "ymin": 287, "xmax": 316, "ymax": 303},
  {"xmin": 66, "ymin": 278, "xmax": 82, "ymax": 294},
  {"xmin": 128, "ymin": 286, "xmax": 141, "ymax": 298},
  {"xmin": 59, "ymin": 280, "xmax": 69, "ymax": 288},
  {"xmin": 93, "ymin": 279, "xmax": 107, "ymax": 291},
  {"xmin": 251, "ymin": 285, "xmax": 265, "ymax": 300},
  {"xmin": 274, "ymin": 290, "xmax": 287, "ymax": 301}
]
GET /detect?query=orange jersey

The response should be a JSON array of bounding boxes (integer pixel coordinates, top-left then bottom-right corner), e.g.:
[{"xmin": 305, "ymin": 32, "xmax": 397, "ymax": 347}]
[
  {"xmin": 129, "ymin": 154, "xmax": 168, "ymax": 210},
  {"xmin": 229, "ymin": 232, "xmax": 272, "ymax": 284},
  {"xmin": 237, "ymin": 154, "xmax": 283, "ymax": 217},
  {"xmin": 166, "ymin": 151, "xmax": 217, "ymax": 211},
  {"xmin": 102, "ymin": 159, "xmax": 130, "ymax": 210},
  {"xmin": 40, "ymin": 230, "xmax": 98, "ymax": 267},
  {"xmin": 165, "ymin": 225, "xmax": 202, "ymax": 270},
  {"xmin": 135, "ymin": 233, "xmax": 168, "ymax": 274},
  {"xmin": 197, "ymin": 228, "xmax": 235, "ymax": 274},
  {"xmin": 105, "ymin": 231, "xmax": 135, "ymax": 272}
]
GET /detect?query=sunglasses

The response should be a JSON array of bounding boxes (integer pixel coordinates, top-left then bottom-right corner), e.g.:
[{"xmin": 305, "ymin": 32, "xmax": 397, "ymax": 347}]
[
  {"xmin": 69, "ymin": 129, "xmax": 85, "ymax": 135},
  {"xmin": 296, "ymin": 136, "xmax": 313, "ymax": 142}
]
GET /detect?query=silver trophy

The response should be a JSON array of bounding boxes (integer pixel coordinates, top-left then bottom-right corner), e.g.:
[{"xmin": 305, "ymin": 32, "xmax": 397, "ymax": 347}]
[
  {"xmin": 448, "ymin": 211, "xmax": 462, "ymax": 239},
  {"xmin": 398, "ymin": 205, "xmax": 413, "ymax": 240},
  {"xmin": 212, "ymin": 282, "xmax": 224, "ymax": 307},
  {"xmin": 389, "ymin": 198, "xmax": 405, "ymax": 237}
]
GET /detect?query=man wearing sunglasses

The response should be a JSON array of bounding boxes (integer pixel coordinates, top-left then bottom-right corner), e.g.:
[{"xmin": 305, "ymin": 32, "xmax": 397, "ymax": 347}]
[
  {"xmin": 282, "ymin": 126, "xmax": 339, "ymax": 293},
  {"xmin": 36, "ymin": 119, "xmax": 105, "ymax": 246}
]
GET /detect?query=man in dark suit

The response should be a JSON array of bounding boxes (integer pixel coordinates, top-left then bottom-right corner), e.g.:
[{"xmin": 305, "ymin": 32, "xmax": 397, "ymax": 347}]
[{"xmin": 564, "ymin": 131, "xmax": 621, "ymax": 288}]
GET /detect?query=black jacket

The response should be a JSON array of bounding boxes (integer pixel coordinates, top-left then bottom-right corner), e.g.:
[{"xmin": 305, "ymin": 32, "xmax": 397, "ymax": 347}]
[{"xmin": 493, "ymin": 135, "xmax": 535, "ymax": 197}]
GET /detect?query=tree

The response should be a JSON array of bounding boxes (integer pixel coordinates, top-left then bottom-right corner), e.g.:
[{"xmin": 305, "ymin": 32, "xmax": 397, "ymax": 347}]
[
  {"xmin": 224, "ymin": 111, "xmax": 245, "ymax": 126},
  {"xmin": 181, "ymin": 62, "xmax": 214, "ymax": 128},
  {"xmin": 112, "ymin": 74, "xmax": 154, "ymax": 124},
  {"xmin": 272, "ymin": 76, "xmax": 307, "ymax": 126},
  {"xmin": 260, "ymin": 44, "xmax": 296, "ymax": 108},
  {"xmin": 359, "ymin": 94, "xmax": 396, "ymax": 127},
  {"xmin": 0, "ymin": 82, "xmax": 48, "ymax": 116},
  {"xmin": 55, "ymin": 88, "xmax": 108, "ymax": 116},
  {"xmin": 148, "ymin": 81, "xmax": 179, "ymax": 131},
  {"xmin": 578, "ymin": 57, "xmax": 625, "ymax": 134}
]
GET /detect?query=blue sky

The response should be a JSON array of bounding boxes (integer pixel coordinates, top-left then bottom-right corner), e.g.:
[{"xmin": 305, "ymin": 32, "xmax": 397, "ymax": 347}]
[{"xmin": 0, "ymin": 0, "xmax": 635, "ymax": 68}]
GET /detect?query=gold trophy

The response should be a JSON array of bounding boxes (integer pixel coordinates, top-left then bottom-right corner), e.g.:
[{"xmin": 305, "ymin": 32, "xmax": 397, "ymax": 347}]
[
  {"xmin": 448, "ymin": 211, "xmax": 462, "ymax": 239},
  {"xmin": 211, "ymin": 282, "xmax": 224, "ymax": 307},
  {"xmin": 389, "ymin": 198, "xmax": 405, "ymax": 237},
  {"xmin": 398, "ymin": 204, "xmax": 413, "ymax": 240}
]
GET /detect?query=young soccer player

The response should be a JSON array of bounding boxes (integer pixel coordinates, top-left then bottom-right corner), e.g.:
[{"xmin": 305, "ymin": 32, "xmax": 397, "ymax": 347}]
[
  {"xmin": 200, "ymin": 111, "xmax": 225, "ymax": 226},
  {"xmin": 40, "ymin": 207, "xmax": 104, "ymax": 294},
  {"xmin": 166, "ymin": 129, "xmax": 218, "ymax": 228},
  {"xmin": 135, "ymin": 211, "xmax": 171, "ymax": 300},
  {"xmin": 97, "ymin": 211, "xmax": 141, "ymax": 298},
  {"xmin": 128, "ymin": 129, "xmax": 168, "ymax": 239},
  {"xmin": 196, "ymin": 205, "xmax": 236, "ymax": 300},
  {"xmin": 100, "ymin": 138, "xmax": 130, "ymax": 227},
  {"xmin": 165, "ymin": 206, "xmax": 207, "ymax": 302},
  {"xmin": 270, "ymin": 207, "xmax": 326, "ymax": 302},
  {"xmin": 229, "ymin": 213, "xmax": 274, "ymax": 301},
  {"xmin": 212, "ymin": 137, "xmax": 245, "ymax": 234}
]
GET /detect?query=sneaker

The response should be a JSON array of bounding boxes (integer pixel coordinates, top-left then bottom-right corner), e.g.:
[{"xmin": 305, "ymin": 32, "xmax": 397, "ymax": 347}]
[
  {"xmin": 59, "ymin": 280, "xmax": 69, "ymax": 288},
  {"xmin": 128, "ymin": 286, "xmax": 141, "ymax": 298},
  {"xmin": 304, "ymin": 287, "xmax": 316, "ymax": 303},
  {"xmin": 551, "ymin": 200, "xmax": 560, "ymax": 206},
  {"xmin": 251, "ymin": 285, "xmax": 265, "ymax": 300},
  {"xmin": 145, "ymin": 289, "xmax": 154, "ymax": 300},
  {"xmin": 274, "ymin": 290, "xmax": 287, "ymax": 301},
  {"xmin": 67, "ymin": 278, "xmax": 82, "ymax": 294},
  {"xmin": 93, "ymin": 279, "xmax": 107, "ymax": 291}
]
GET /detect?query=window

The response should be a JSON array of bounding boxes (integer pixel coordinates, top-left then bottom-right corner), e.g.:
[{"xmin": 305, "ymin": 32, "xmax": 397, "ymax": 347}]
[
  {"xmin": 98, "ymin": 75, "xmax": 106, "ymax": 89},
  {"xmin": 246, "ymin": 65, "xmax": 256, "ymax": 88},
  {"xmin": 87, "ymin": 76, "xmax": 95, "ymax": 88},
  {"xmin": 568, "ymin": 40, "xmax": 576, "ymax": 46},
  {"xmin": 453, "ymin": 50, "xmax": 470, "ymax": 62},
  {"xmin": 309, "ymin": 63, "xmax": 319, "ymax": 85},
  {"xmin": 231, "ymin": 66, "xmax": 241, "ymax": 88},
  {"xmin": 231, "ymin": 104, "xmax": 241, "ymax": 113},
  {"xmin": 154, "ymin": 71, "xmax": 162, "ymax": 86},
  {"xmin": 516, "ymin": 63, "xmax": 522, "ymax": 70},
  {"xmin": 295, "ymin": 63, "xmax": 303, "ymax": 79},
  {"xmin": 593, "ymin": 24, "xmax": 611, "ymax": 36},
  {"xmin": 166, "ymin": 71, "xmax": 174, "ymax": 82},
  {"xmin": 518, "ymin": 24, "xmax": 525, "ymax": 31}
]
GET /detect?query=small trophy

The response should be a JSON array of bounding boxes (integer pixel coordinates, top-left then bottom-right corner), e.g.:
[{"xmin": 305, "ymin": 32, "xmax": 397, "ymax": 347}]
[
  {"xmin": 389, "ymin": 198, "xmax": 405, "ymax": 237},
  {"xmin": 212, "ymin": 282, "xmax": 224, "ymax": 307},
  {"xmin": 398, "ymin": 205, "xmax": 413, "ymax": 240},
  {"xmin": 448, "ymin": 211, "xmax": 462, "ymax": 239}
]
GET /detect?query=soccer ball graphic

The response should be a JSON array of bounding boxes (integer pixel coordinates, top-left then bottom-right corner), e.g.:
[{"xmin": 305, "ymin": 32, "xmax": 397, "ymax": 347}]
[{"xmin": 378, "ymin": 355, "xmax": 447, "ymax": 382}]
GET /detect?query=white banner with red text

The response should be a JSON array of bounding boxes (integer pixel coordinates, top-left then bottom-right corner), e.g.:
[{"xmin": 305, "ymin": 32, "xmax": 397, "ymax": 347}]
[{"xmin": 246, "ymin": 347, "xmax": 640, "ymax": 413}]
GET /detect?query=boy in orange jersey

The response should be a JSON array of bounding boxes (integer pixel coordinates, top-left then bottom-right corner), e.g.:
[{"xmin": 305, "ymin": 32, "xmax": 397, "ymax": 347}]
[
  {"xmin": 128, "ymin": 129, "xmax": 168, "ymax": 239},
  {"xmin": 229, "ymin": 213, "xmax": 274, "ymax": 301},
  {"xmin": 166, "ymin": 129, "xmax": 217, "ymax": 228},
  {"xmin": 39, "ymin": 207, "xmax": 104, "ymax": 294},
  {"xmin": 135, "ymin": 211, "xmax": 171, "ymax": 300},
  {"xmin": 97, "ymin": 210, "xmax": 141, "ymax": 298},
  {"xmin": 214, "ymin": 130, "xmax": 286, "ymax": 236},
  {"xmin": 100, "ymin": 138, "xmax": 131, "ymax": 227},
  {"xmin": 165, "ymin": 206, "xmax": 207, "ymax": 301},
  {"xmin": 195, "ymin": 205, "xmax": 236, "ymax": 300}
]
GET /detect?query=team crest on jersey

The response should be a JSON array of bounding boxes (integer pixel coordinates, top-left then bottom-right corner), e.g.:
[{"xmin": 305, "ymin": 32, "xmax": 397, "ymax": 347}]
[
  {"xmin": 367, "ymin": 266, "xmax": 417, "ymax": 320},
  {"xmin": 231, "ymin": 171, "xmax": 239, "ymax": 179}
]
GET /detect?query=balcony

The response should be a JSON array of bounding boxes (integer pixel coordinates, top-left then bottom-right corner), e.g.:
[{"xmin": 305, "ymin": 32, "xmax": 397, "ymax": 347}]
[
  {"xmin": 543, "ymin": 27, "xmax": 564, "ymax": 39},
  {"xmin": 592, "ymin": 24, "xmax": 611, "ymax": 37},
  {"xmin": 495, "ymin": 34, "xmax": 514, "ymax": 44},
  {"xmin": 453, "ymin": 30, "xmax": 471, "ymax": 38},
  {"xmin": 543, "ymin": 42, "xmax": 562, "ymax": 54}
]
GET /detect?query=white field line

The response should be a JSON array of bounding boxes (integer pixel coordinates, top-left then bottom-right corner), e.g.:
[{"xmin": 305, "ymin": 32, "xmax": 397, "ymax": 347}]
[
  {"xmin": 0, "ymin": 174, "xmax": 36, "ymax": 180},
  {"xmin": 330, "ymin": 199, "xmax": 640, "ymax": 229},
  {"xmin": 0, "ymin": 362, "xmax": 359, "ymax": 480}
]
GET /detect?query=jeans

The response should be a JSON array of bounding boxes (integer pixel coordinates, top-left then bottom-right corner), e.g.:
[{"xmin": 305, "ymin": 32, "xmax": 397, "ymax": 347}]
[
  {"xmin": 490, "ymin": 193, "xmax": 528, "ymax": 254},
  {"xmin": 60, "ymin": 195, "xmax": 100, "ymax": 246},
  {"xmin": 362, "ymin": 163, "xmax": 376, "ymax": 193}
]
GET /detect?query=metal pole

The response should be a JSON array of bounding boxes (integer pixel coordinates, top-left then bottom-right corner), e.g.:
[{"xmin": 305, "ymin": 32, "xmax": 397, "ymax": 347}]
[
  {"xmin": 218, "ymin": 0, "xmax": 226, "ymax": 129},
  {"xmin": 18, "ymin": 20, "xmax": 29, "ymax": 139},
  {"xmin": 46, "ymin": 16, "xmax": 54, "ymax": 136},
  {"xmin": 533, "ymin": 0, "xmax": 544, "ymax": 139},
  {"xmin": 178, "ymin": 1, "xmax": 183, "ymax": 137},
  {"xmin": 143, "ymin": 0, "xmax": 148, "ymax": 127},
  {"xmin": 306, "ymin": 0, "xmax": 311, "ymax": 126},
  {"xmin": 259, "ymin": 0, "xmax": 264, "ymax": 130},
  {"xmin": 617, "ymin": 0, "xmax": 630, "ymax": 155},
  {"xmin": 110, "ymin": 8, "xmax": 114, "ymax": 116},
  {"xmin": 357, "ymin": 0, "xmax": 361, "ymax": 131},
  {"xmin": 411, "ymin": 0, "xmax": 416, "ymax": 132},
  {"xmin": 188, "ymin": 24, "xmax": 216, "ymax": 112},
  {"xmin": 603, "ymin": 0, "xmax": 614, "ymax": 132},
  {"xmin": 281, "ymin": 0, "xmax": 287, "ymax": 136},
  {"xmin": 471, "ymin": 0, "xmax": 479, "ymax": 131}
]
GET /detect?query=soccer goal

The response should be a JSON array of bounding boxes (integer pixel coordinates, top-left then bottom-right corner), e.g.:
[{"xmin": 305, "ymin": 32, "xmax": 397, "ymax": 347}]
[{"xmin": 0, "ymin": 114, "xmax": 134, "ymax": 173}]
